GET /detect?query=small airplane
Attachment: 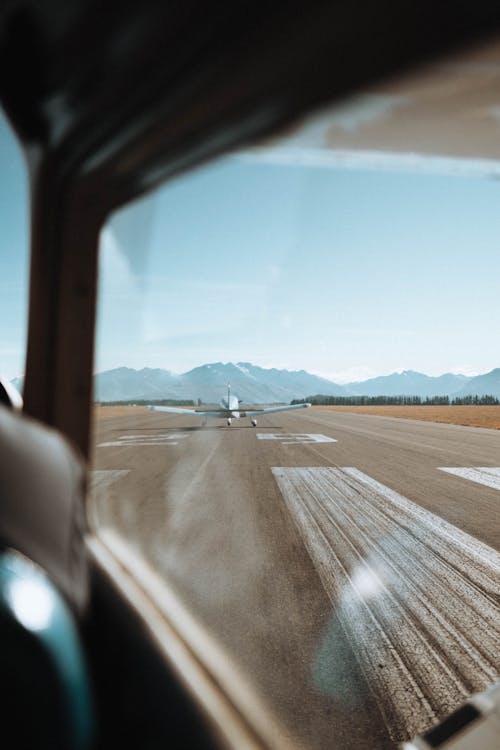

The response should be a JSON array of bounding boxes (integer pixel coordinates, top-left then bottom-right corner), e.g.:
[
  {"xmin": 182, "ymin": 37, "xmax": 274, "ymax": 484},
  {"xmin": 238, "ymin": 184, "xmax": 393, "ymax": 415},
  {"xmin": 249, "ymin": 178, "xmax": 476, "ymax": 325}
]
[{"xmin": 147, "ymin": 384, "xmax": 311, "ymax": 426}]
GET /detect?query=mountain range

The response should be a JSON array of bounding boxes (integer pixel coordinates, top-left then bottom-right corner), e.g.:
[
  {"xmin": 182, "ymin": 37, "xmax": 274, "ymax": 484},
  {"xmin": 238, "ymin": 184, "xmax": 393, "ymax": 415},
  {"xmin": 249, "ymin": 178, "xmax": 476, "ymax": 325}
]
[
  {"xmin": 92, "ymin": 362, "xmax": 346, "ymax": 403},
  {"xmin": 81, "ymin": 362, "xmax": 500, "ymax": 403}
]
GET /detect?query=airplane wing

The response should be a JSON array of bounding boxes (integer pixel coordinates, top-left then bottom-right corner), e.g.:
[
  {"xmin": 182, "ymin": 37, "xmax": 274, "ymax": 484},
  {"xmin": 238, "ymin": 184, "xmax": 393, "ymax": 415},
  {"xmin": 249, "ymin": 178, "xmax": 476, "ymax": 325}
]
[
  {"xmin": 243, "ymin": 402, "xmax": 311, "ymax": 416},
  {"xmin": 146, "ymin": 402, "xmax": 311, "ymax": 418},
  {"xmin": 146, "ymin": 405, "xmax": 230, "ymax": 418}
]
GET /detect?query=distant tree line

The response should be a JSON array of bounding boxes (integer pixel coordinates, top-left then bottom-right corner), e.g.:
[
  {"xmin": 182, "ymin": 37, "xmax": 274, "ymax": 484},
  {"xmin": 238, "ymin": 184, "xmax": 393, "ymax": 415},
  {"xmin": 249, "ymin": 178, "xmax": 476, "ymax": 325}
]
[
  {"xmin": 452, "ymin": 394, "xmax": 500, "ymax": 405},
  {"xmin": 95, "ymin": 398, "xmax": 195, "ymax": 406},
  {"xmin": 291, "ymin": 394, "xmax": 500, "ymax": 406}
]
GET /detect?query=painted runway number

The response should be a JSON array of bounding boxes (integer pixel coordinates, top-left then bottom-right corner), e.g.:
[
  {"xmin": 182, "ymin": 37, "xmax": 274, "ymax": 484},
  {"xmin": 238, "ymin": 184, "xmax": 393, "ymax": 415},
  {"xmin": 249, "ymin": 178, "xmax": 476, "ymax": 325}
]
[
  {"xmin": 257, "ymin": 433, "xmax": 336, "ymax": 445},
  {"xmin": 98, "ymin": 432, "xmax": 190, "ymax": 448},
  {"xmin": 272, "ymin": 466, "xmax": 500, "ymax": 742},
  {"xmin": 439, "ymin": 466, "xmax": 500, "ymax": 491}
]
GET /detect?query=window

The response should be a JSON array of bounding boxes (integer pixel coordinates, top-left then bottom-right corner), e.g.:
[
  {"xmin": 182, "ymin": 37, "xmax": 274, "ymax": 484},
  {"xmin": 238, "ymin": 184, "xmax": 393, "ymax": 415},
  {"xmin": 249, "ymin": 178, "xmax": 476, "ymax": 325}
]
[
  {"xmin": 91, "ymin": 39, "xmax": 500, "ymax": 750},
  {"xmin": 0, "ymin": 108, "xmax": 29, "ymax": 396}
]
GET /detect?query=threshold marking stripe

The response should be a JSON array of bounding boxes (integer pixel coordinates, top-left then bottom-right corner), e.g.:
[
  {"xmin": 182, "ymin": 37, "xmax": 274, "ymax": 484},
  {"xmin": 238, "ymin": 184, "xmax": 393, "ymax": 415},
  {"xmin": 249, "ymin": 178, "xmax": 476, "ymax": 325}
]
[
  {"xmin": 256, "ymin": 433, "xmax": 336, "ymax": 444},
  {"xmin": 272, "ymin": 467, "xmax": 500, "ymax": 742},
  {"xmin": 90, "ymin": 469, "xmax": 130, "ymax": 490},
  {"xmin": 439, "ymin": 467, "xmax": 500, "ymax": 491}
]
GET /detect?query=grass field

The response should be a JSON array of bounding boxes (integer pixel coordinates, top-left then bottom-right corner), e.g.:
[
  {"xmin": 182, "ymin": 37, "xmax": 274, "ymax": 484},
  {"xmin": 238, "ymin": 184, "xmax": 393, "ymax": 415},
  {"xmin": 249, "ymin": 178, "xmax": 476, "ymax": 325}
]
[{"xmin": 313, "ymin": 405, "xmax": 500, "ymax": 429}]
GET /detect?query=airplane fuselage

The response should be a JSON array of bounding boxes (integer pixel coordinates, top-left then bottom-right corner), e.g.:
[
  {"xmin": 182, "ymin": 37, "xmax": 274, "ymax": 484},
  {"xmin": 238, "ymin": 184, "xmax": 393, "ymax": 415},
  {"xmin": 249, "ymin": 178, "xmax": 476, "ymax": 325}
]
[{"xmin": 221, "ymin": 388, "xmax": 241, "ymax": 418}]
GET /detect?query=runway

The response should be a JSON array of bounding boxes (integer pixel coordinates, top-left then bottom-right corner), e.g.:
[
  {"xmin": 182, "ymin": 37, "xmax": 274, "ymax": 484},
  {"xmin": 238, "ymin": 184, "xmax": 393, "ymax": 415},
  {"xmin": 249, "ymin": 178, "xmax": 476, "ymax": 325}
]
[{"xmin": 90, "ymin": 408, "xmax": 500, "ymax": 750}]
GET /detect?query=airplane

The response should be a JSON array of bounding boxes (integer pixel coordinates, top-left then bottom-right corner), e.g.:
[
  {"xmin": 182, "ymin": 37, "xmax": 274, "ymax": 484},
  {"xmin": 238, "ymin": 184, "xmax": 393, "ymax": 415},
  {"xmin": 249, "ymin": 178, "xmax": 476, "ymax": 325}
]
[{"xmin": 147, "ymin": 384, "xmax": 311, "ymax": 426}]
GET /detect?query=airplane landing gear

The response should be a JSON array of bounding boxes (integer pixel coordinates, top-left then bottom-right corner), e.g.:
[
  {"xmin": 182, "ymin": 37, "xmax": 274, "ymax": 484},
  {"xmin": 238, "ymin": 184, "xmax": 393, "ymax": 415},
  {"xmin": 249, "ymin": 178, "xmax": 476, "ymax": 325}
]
[
  {"xmin": 227, "ymin": 418, "xmax": 232, "ymax": 426},
  {"xmin": 251, "ymin": 419, "xmax": 257, "ymax": 427}
]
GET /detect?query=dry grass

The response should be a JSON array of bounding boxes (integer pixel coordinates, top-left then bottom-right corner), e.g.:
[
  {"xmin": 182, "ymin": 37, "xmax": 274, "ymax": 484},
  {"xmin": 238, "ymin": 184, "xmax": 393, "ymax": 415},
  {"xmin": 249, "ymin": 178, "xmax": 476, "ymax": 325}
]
[
  {"xmin": 93, "ymin": 405, "xmax": 150, "ymax": 419},
  {"xmin": 313, "ymin": 405, "xmax": 500, "ymax": 429}
]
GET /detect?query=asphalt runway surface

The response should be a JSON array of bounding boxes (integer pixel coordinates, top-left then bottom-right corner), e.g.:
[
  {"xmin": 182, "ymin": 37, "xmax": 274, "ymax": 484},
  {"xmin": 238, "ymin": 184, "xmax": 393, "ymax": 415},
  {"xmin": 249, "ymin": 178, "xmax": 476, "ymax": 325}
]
[{"xmin": 90, "ymin": 408, "xmax": 500, "ymax": 750}]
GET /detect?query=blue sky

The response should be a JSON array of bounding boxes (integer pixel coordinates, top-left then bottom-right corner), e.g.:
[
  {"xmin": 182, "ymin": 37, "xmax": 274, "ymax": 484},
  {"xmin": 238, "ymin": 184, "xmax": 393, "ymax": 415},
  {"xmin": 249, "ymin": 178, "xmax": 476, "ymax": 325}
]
[
  {"xmin": 0, "ymin": 110, "xmax": 29, "ymax": 383},
  {"xmin": 96, "ymin": 149, "xmax": 500, "ymax": 382},
  {"xmin": 2, "ymin": 104, "xmax": 500, "ymax": 384}
]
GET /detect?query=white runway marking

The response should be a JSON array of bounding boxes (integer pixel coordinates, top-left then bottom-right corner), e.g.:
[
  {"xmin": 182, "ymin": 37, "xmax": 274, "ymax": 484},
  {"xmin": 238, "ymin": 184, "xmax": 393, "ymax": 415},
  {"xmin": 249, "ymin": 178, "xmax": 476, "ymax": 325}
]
[
  {"xmin": 272, "ymin": 466, "xmax": 500, "ymax": 742},
  {"xmin": 439, "ymin": 467, "xmax": 500, "ymax": 491},
  {"xmin": 90, "ymin": 469, "xmax": 130, "ymax": 490},
  {"xmin": 257, "ymin": 433, "xmax": 336, "ymax": 445},
  {"xmin": 98, "ymin": 432, "xmax": 190, "ymax": 448}
]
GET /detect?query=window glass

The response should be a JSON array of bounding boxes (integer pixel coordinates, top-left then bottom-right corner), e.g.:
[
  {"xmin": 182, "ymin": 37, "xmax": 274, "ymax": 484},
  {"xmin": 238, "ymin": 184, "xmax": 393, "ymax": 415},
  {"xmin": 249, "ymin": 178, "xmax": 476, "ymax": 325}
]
[
  {"xmin": 91, "ymin": 40, "xmax": 500, "ymax": 750},
  {"xmin": 0, "ymin": 108, "xmax": 29, "ymax": 396}
]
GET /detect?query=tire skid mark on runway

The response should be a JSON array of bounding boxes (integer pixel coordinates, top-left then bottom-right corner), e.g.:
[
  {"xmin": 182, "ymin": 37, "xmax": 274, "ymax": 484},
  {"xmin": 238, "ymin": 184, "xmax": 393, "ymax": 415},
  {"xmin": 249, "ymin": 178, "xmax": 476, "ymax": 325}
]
[
  {"xmin": 352, "ymin": 469, "xmax": 499, "ymax": 596},
  {"xmin": 272, "ymin": 467, "xmax": 500, "ymax": 742},
  {"xmin": 307, "ymin": 470, "xmax": 499, "ymax": 671},
  {"xmin": 439, "ymin": 466, "xmax": 500, "ymax": 491}
]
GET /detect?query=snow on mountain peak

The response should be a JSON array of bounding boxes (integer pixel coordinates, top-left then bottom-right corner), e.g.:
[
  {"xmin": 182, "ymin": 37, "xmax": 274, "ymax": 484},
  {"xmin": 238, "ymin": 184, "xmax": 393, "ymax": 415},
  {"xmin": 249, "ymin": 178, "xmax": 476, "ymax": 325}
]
[{"xmin": 235, "ymin": 362, "xmax": 256, "ymax": 378}]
